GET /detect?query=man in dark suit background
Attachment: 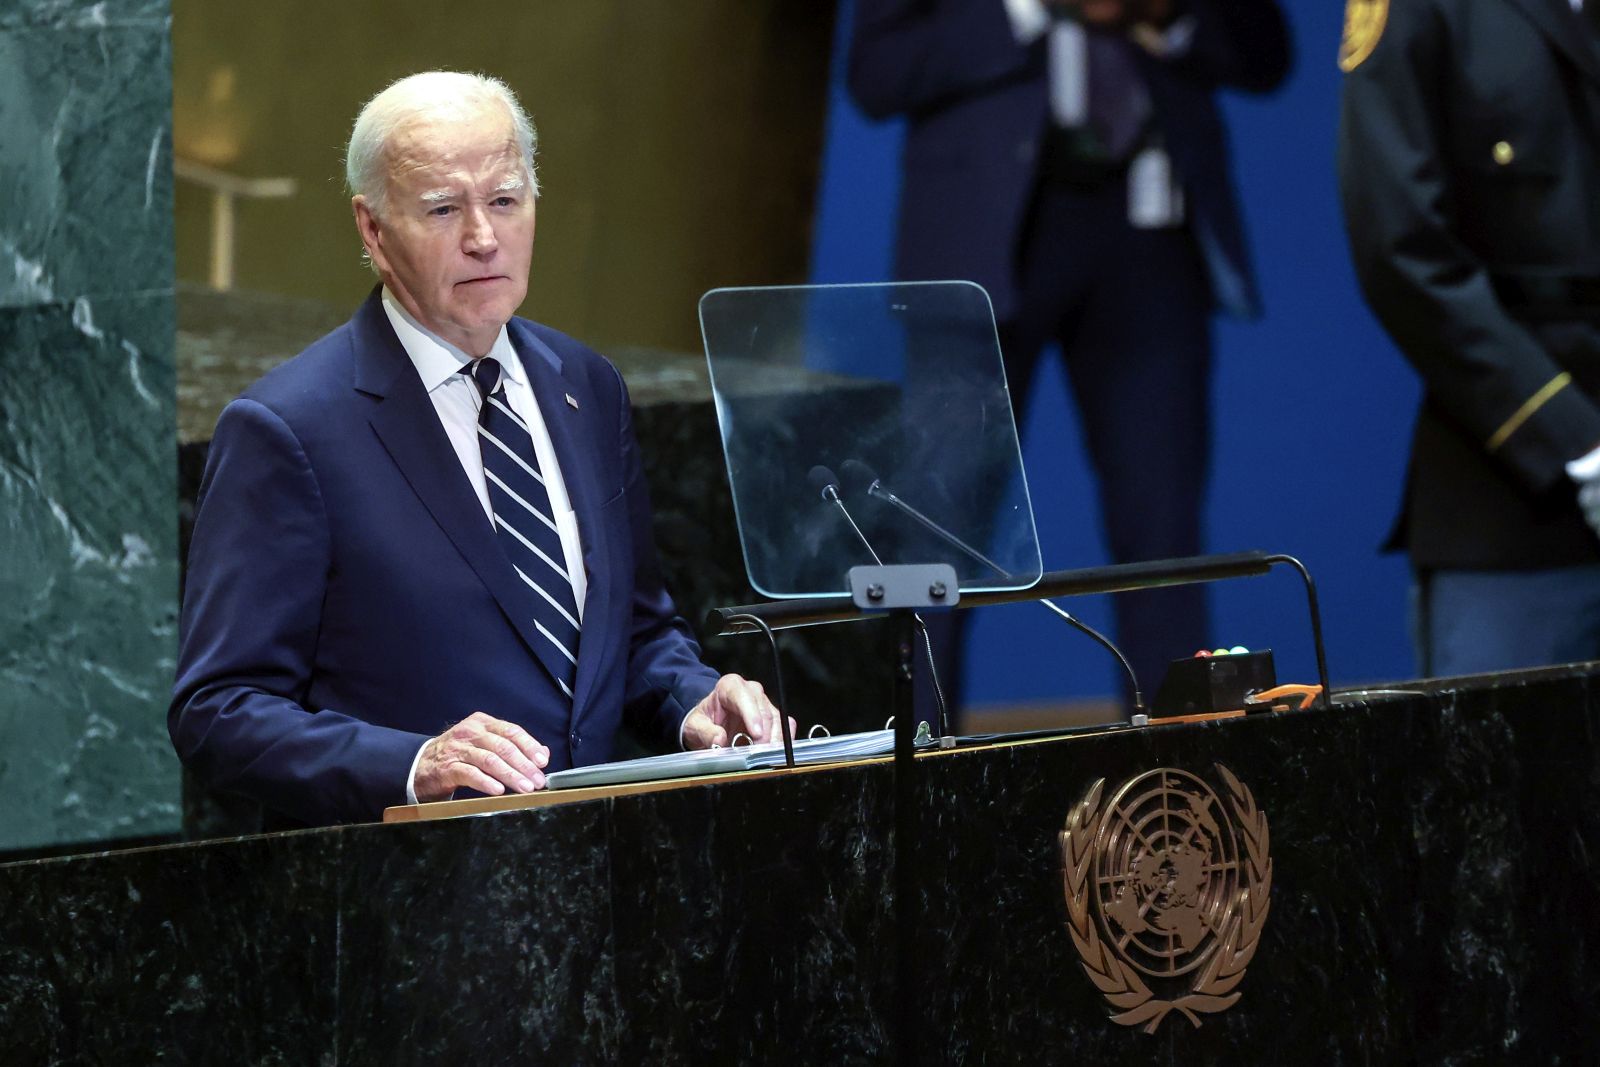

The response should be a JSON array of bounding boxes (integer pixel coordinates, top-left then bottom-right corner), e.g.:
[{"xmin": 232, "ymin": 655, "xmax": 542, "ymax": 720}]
[
  {"xmin": 1339, "ymin": 0, "xmax": 1600, "ymax": 675},
  {"xmin": 848, "ymin": 0, "xmax": 1289, "ymax": 717},
  {"xmin": 170, "ymin": 71, "xmax": 784, "ymax": 827}
]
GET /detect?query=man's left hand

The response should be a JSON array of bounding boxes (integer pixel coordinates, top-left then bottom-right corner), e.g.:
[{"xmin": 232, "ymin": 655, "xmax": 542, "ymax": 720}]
[{"xmin": 681, "ymin": 673, "xmax": 795, "ymax": 750}]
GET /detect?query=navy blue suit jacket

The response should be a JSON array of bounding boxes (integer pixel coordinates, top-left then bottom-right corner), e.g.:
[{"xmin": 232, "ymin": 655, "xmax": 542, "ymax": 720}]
[
  {"xmin": 847, "ymin": 0, "xmax": 1290, "ymax": 320},
  {"xmin": 170, "ymin": 291, "xmax": 719, "ymax": 826}
]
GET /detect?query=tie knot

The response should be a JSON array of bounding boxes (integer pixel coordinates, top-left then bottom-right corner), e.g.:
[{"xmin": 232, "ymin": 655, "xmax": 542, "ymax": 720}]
[{"xmin": 466, "ymin": 357, "xmax": 502, "ymax": 399}]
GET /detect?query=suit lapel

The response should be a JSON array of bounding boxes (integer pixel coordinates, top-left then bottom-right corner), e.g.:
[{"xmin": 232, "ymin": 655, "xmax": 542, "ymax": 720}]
[
  {"xmin": 1502, "ymin": 0, "xmax": 1600, "ymax": 90},
  {"xmin": 511, "ymin": 324, "xmax": 615, "ymax": 721},
  {"xmin": 350, "ymin": 291, "xmax": 554, "ymax": 673}
]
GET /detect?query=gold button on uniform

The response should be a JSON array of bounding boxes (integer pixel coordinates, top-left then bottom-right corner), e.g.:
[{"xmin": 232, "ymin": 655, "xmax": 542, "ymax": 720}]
[{"xmin": 1493, "ymin": 140, "xmax": 1515, "ymax": 165}]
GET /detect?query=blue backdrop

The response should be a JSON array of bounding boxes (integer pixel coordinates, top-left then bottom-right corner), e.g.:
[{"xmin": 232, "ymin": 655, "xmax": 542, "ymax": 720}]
[{"xmin": 809, "ymin": 0, "xmax": 1420, "ymax": 703}]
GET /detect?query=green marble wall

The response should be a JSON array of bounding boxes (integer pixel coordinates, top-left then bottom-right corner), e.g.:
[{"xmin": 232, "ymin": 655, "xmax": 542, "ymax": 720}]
[{"xmin": 0, "ymin": 0, "xmax": 179, "ymax": 850}]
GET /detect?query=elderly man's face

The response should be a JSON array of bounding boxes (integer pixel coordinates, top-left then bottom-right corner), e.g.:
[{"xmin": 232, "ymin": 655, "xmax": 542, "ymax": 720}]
[{"xmin": 353, "ymin": 106, "xmax": 535, "ymax": 357}]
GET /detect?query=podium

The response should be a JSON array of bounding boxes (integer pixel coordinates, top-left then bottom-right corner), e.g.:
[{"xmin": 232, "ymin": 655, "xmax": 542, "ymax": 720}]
[{"xmin": 4, "ymin": 663, "xmax": 1600, "ymax": 1063}]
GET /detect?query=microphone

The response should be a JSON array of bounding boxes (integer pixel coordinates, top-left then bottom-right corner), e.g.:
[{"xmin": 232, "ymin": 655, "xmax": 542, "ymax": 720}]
[
  {"xmin": 839, "ymin": 458, "xmax": 882, "ymax": 499},
  {"xmin": 839, "ymin": 458, "xmax": 1146, "ymax": 717},
  {"xmin": 808, "ymin": 464, "xmax": 843, "ymax": 503},
  {"xmin": 809, "ymin": 464, "xmax": 882, "ymax": 565},
  {"xmin": 807, "ymin": 463, "xmax": 945, "ymax": 732},
  {"xmin": 840, "ymin": 460, "xmax": 1008, "ymax": 578}
]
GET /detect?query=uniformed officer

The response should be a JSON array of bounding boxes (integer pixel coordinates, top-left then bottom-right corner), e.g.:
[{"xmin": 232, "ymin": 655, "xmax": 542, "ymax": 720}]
[{"xmin": 1338, "ymin": 0, "xmax": 1600, "ymax": 674}]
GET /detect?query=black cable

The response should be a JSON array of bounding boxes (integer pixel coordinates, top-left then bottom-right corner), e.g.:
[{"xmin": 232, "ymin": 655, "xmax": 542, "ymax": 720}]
[
  {"xmin": 1263, "ymin": 554, "xmax": 1333, "ymax": 710},
  {"xmin": 723, "ymin": 612, "xmax": 794, "ymax": 768},
  {"xmin": 912, "ymin": 614, "xmax": 950, "ymax": 738}
]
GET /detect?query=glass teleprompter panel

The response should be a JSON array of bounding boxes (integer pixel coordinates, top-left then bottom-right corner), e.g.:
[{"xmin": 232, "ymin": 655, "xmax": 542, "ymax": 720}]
[{"xmin": 699, "ymin": 281, "xmax": 1041, "ymax": 599}]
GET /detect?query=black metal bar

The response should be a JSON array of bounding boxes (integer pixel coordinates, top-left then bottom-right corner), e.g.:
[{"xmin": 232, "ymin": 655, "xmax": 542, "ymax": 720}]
[
  {"xmin": 1263, "ymin": 555, "xmax": 1334, "ymax": 710},
  {"xmin": 709, "ymin": 549, "xmax": 1340, "ymax": 713},
  {"xmin": 891, "ymin": 609, "xmax": 918, "ymax": 1066},
  {"xmin": 722, "ymin": 612, "xmax": 795, "ymax": 768},
  {"xmin": 707, "ymin": 551, "xmax": 1274, "ymax": 635}
]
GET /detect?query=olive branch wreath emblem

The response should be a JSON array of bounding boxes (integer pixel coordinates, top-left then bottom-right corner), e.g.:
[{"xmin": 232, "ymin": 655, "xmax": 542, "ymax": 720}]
[{"xmin": 1058, "ymin": 763, "xmax": 1271, "ymax": 1034}]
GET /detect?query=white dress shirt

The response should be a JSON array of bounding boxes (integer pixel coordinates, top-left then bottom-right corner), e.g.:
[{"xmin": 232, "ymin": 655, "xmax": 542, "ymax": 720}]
[{"xmin": 381, "ymin": 289, "xmax": 588, "ymax": 802}]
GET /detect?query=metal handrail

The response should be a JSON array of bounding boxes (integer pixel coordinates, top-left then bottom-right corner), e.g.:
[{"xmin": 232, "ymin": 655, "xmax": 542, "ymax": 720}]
[
  {"xmin": 708, "ymin": 550, "xmax": 1334, "ymax": 710},
  {"xmin": 173, "ymin": 158, "xmax": 297, "ymax": 291}
]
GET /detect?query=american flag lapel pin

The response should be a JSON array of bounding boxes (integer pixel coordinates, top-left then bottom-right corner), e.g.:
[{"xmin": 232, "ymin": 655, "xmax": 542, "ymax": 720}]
[{"xmin": 565, "ymin": 393, "xmax": 579, "ymax": 410}]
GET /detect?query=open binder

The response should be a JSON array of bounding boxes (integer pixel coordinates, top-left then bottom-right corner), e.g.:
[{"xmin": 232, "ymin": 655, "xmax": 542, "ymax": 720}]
[{"xmin": 545, "ymin": 729, "xmax": 899, "ymax": 790}]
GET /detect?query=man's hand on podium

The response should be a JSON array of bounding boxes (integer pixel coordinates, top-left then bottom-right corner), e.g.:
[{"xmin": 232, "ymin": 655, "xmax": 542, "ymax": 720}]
[
  {"xmin": 414, "ymin": 711, "xmax": 551, "ymax": 801},
  {"xmin": 681, "ymin": 673, "xmax": 796, "ymax": 751}
]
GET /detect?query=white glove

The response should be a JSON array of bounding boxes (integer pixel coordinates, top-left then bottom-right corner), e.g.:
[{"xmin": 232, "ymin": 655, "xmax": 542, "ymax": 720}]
[
  {"xmin": 1566, "ymin": 444, "xmax": 1600, "ymax": 540},
  {"xmin": 1580, "ymin": 479, "xmax": 1600, "ymax": 540}
]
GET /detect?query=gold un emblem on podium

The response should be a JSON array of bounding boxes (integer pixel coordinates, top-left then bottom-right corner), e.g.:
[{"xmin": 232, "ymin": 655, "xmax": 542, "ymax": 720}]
[{"xmin": 1059, "ymin": 764, "xmax": 1271, "ymax": 1033}]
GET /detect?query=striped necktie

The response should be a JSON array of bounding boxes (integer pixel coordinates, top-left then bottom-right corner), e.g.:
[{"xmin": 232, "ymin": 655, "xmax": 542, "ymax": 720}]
[
  {"xmin": 1085, "ymin": 30, "xmax": 1150, "ymax": 163},
  {"xmin": 465, "ymin": 357, "xmax": 581, "ymax": 700}
]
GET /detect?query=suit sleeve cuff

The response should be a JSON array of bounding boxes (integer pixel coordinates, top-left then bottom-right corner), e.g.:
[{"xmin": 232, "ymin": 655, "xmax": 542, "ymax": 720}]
[
  {"xmin": 1490, "ymin": 374, "xmax": 1600, "ymax": 493},
  {"xmin": 673, "ymin": 674, "xmax": 719, "ymax": 750},
  {"xmin": 404, "ymin": 740, "xmax": 429, "ymax": 805}
]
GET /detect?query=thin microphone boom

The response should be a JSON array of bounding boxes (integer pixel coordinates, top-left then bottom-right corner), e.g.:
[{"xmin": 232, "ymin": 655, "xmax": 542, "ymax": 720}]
[
  {"xmin": 809, "ymin": 465, "xmax": 883, "ymax": 566},
  {"xmin": 838, "ymin": 459, "xmax": 1146, "ymax": 716},
  {"xmin": 807, "ymin": 464, "xmax": 947, "ymax": 733},
  {"xmin": 840, "ymin": 459, "xmax": 1008, "ymax": 578}
]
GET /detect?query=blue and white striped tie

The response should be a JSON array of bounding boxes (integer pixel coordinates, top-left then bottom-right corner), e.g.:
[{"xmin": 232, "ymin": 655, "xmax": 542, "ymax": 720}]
[{"xmin": 465, "ymin": 357, "xmax": 581, "ymax": 700}]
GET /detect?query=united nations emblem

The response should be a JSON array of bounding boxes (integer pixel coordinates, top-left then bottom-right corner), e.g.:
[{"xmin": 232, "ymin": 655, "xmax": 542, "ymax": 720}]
[
  {"xmin": 1339, "ymin": 0, "xmax": 1388, "ymax": 72},
  {"xmin": 1059, "ymin": 764, "xmax": 1271, "ymax": 1033}
]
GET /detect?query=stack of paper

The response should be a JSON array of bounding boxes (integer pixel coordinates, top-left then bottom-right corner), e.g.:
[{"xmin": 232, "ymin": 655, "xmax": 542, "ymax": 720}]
[{"xmin": 545, "ymin": 729, "xmax": 897, "ymax": 790}]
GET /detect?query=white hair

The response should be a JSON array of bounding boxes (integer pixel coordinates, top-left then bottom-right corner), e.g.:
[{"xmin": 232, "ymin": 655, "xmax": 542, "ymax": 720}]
[{"xmin": 345, "ymin": 70, "xmax": 539, "ymax": 218}]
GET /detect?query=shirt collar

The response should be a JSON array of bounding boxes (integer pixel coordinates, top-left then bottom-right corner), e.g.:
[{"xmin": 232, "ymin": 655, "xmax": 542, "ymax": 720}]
[{"xmin": 380, "ymin": 287, "xmax": 524, "ymax": 394}]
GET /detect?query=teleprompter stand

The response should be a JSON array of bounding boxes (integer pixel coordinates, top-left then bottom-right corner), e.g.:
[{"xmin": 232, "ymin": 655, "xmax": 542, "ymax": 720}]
[{"xmin": 847, "ymin": 561, "xmax": 958, "ymax": 1067}]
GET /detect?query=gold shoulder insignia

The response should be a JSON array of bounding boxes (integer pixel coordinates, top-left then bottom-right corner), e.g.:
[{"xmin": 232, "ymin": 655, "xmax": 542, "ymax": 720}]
[{"xmin": 1339, "ymin": 0, "xmax": 1388, "ymax": 72}]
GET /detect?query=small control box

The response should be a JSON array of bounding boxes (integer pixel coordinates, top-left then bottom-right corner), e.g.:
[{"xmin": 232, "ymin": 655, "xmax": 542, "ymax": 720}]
[{"xmin": 1152, "ymin": 648, "xmax": 1277, "ymax": 717}]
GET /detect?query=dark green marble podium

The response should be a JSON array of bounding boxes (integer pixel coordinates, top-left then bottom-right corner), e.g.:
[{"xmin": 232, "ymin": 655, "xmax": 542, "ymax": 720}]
[{"xmin": 3, "ymin": 664, "xmax": 1598, "ymax": 1064}]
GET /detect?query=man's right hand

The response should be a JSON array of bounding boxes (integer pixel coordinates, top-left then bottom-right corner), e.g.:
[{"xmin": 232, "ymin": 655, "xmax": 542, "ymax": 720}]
[{"xmin": 414, "ymin": 711, "xmax": 550, "ymax": 802}]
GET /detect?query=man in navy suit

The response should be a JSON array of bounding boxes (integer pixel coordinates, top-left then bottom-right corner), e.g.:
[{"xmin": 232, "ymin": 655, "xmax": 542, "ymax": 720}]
[
  {"xmin": 170, "ymin": 71, "xmax": 784, "ymax": 828},
  {"xmin": 848, "ymin": 0, "xmax": 1288, "ymax": 717}
]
